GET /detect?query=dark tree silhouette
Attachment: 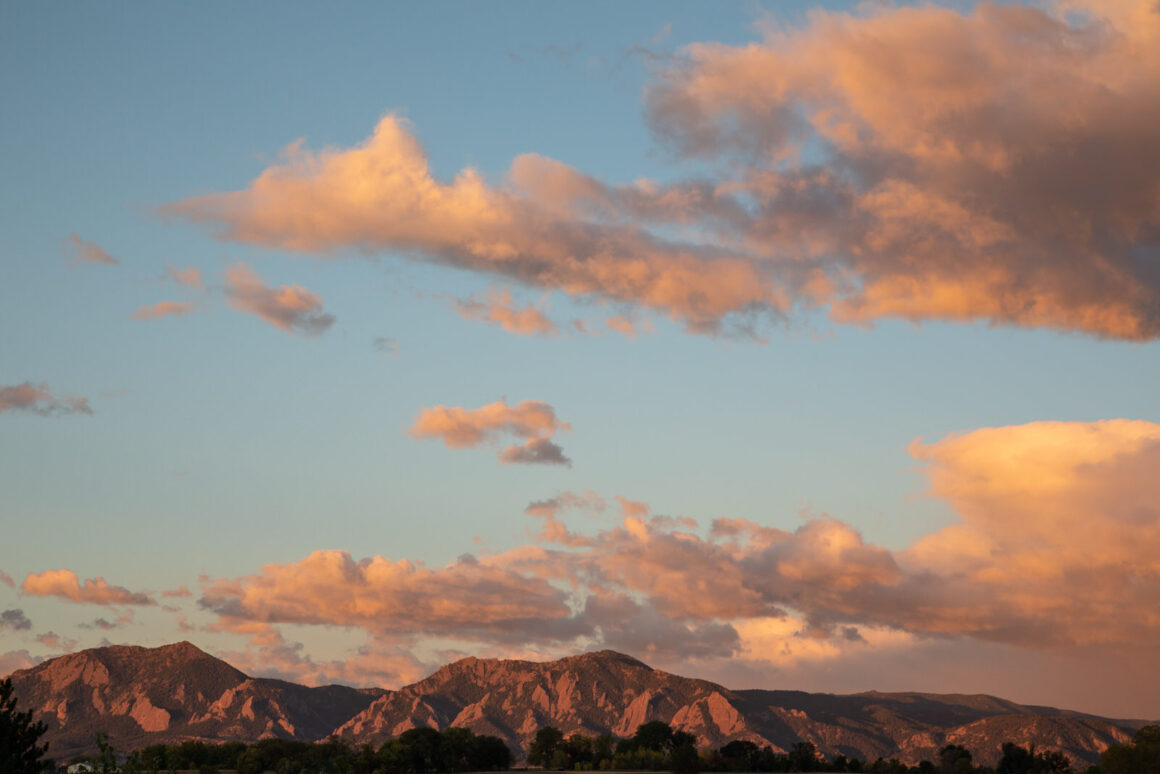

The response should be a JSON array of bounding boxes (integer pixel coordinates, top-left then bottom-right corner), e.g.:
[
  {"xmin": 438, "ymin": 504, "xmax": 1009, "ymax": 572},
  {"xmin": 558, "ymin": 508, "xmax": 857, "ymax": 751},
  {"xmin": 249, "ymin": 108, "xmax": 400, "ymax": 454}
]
[{"xmin": 0, "ymin": 677, "xmax": 49, "ymax": 774}]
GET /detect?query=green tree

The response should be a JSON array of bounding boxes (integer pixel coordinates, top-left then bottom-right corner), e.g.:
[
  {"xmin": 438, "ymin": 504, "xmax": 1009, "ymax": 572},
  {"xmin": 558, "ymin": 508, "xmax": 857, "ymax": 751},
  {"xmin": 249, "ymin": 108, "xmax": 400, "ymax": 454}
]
[
  {"xmin": 529, "ymin": 727, "xmax": 565, "ymax": 767},
  {"xmin": 0, "ymin": 678, "xmax": 49, "ymax": 774},
  {"xmin": 632, "ymin": 722, "xmax": 674, "ymax": 753}
]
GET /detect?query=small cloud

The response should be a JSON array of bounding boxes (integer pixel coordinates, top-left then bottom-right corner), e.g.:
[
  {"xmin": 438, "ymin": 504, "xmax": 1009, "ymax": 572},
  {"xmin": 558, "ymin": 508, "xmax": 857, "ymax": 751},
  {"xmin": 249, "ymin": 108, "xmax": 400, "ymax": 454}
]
[
  {"xmin": 409, "ymin": 399, "xmax": 573, "ymax": 466},
  {"xmin": 224, "ymin": 263, "xmax": 335, "ymax": 336},
  {"xmin": 373, "ymin": 336, "xmax": 400, "ymax": 356},
  {"xmin": 67, "ymin": 234, "xmax": 118, "ymax": 266},
  {"xmin": 0, "ymin": 609, "xmax": 32, "ymax": 631},
  {"xmin": 0, "ymin": 650, "xmax": 41, "ymax": 676},
  {"xmin": 166, "ymin": 265, "xmax": 202, "ymax": 289},
  {"xmin": 499, "ymin": 438, "xmax": 571, "ymax": 467},
  {"xmin": 35, "ymin": 632, "xmax": 77, "ymax": 652},
  {"xmin": 162, "ymin": 586, "xmax": 192, "ymax": 598},
  {"xmin": 131, "ymin": 301, "xmax": 198, "ymax": 321},
  {"xmin": 0, "ymin": 571, "xmax": 14, "ymax": 588},
  {"xmin": 0, "ymin": 383, "xmax": 92, "ymax": 417},
  {"xmin": 454, "ymin": 289, "xmax": 558, "ymax": 336}
]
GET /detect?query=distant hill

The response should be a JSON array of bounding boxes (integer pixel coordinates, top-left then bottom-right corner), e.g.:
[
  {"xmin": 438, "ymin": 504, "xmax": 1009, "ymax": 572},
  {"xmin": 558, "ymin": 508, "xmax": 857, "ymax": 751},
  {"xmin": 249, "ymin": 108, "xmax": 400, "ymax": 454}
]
[{"xmin": 7, "ymin": 642, "xmax": 1145, "ymax": 766}]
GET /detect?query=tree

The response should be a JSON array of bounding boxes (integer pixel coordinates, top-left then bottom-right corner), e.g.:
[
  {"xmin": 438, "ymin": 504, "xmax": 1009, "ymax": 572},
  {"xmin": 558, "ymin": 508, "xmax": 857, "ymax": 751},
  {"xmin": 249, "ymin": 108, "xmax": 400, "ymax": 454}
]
[
  {"xmin": 529, "ymin": 727, "xmax": 565, "ymax": 767},
  {"xmin": 1101, "ymin": 725, "xmax": 1160, "ymax": 774},
  {"xmin": 0, "ymin": 678, "xmax": 49, "ymax": 774},
  {"xmin": 632, "ymin": 722, "xmax": 675, "ymax": 753},
  {"xmin": 937, "ymin": 744, "xmax": 972, "ymax": 774}
]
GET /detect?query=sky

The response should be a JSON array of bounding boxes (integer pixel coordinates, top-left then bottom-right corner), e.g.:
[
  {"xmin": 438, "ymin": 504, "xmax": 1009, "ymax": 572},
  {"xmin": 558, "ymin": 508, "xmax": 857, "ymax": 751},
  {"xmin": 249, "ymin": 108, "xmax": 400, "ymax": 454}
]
[{"xmin": 2, "ymin": 0, "xmax": 1160, "ymax": 720}]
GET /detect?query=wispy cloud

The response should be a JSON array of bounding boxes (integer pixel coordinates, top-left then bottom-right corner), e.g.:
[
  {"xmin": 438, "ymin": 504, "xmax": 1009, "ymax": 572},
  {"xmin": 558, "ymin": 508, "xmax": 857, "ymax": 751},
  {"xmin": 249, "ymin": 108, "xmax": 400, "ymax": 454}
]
[
  {"xmin": 131, "ymin": 300, "xmax": 198, "ymax": 320},
  {"xmin": 67, "ymin": 233, "xmax": 118, "ymax": 266},
  {"xmin": 0, "ymin": 383, "xmax": 92, "ymax": 417}
]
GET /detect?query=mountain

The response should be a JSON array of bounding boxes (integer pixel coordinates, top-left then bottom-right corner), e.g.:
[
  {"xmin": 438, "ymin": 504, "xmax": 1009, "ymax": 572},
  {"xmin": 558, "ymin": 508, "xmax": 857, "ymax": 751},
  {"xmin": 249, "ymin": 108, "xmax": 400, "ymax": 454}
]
[
  {"xmin": 5, "ymin": 642, "xmax": 382, "ymax": 760},
  {"xmin": 7, "ymin": 643, "xmax": 1145, "ymax": 766},
  {"xmin": 333, "ymin": 650, "xmax": 1138, "ymax": 768}
]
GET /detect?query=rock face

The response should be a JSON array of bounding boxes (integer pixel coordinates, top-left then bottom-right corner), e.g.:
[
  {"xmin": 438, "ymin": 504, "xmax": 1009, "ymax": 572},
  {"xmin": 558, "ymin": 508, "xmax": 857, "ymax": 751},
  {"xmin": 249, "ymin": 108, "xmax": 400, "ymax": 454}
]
[
  {"xmin": 334, "ymin": 652, "xmax": 1139, "ymax": 768},
  {"xmin": 8, "ymin": 643, "xmax": 1145, "ymax": 766},
  {"xmin": 6, "ymin": 642, "xmax": 382, "ymax": 760}
]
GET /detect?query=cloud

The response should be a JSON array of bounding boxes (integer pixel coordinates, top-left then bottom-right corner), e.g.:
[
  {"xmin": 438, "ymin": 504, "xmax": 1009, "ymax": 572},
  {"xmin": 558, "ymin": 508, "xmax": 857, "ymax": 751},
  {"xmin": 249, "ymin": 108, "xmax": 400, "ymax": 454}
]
[
  {"xmin": 80, "ymin": 612, "xmax": 135, "ymax": 630},
  {"xmin": 223, "ymin": 263, "xmax": 335, "ymax": 335},
  {"xmin": 0, "ymin": 571, "xmax": 14, "ymax": 588},
  {"xmin": 183, "ymin": 418, "xmax": 1160, "ymax": 706},
  {"xmin": 409, "ymin": 399, "xmax": 573, "ymax": 466},
  {"xmin": 131, "ymin": 301, "xmax": 198, "ymax": 320},
  {"xmin": 162, "ymin": 586, "xmax": 192, "ymax": 598},
  {"xmin": 21, "ymin": 569, "xmax": 156, "ymax": 606},
  {"xmin": 373, "ymin": 336, "xmax": 400, "ymax": 356},
  {"xmin": 208, "ymin": 623, "xmax": 429, "ymax": 689},
  {"xmin": 0, "ymin": 609, "xmax": 31, "ymax": 631},
  {"xmin": 0, "ymin": 650, "xmax": 40, "ymax": 677},
  {"xmin": 167, "ymin": 115, "xmax": 787, "ymax": 336},
  {"xmin": 199, "ymin": 549, "xmax": 582, "ymax": 645},
  {"xmin": 454, "ymin": 289, "xmax": 558, "ymax": 336},
  {"xmin": 35, "ymin": 632, "xmax": 77, "ymax": 652},
  {"xmin": 0, "ymin": 382, "xmax": 92, "ymax": 417},
  {"xmin": 67, "ymin": 234, "xmax": 118, "ymax": 266},
  {"xmin": 644, "ymin": 0, "xmax": 1160, "ymax": 339},
  {"xmin": 171, "ymin": 2, "xmax": 1160, "ymax": 341},
  {"xmin": 166, "ymin": 265, "xmax": 202, "ymax": 289}
]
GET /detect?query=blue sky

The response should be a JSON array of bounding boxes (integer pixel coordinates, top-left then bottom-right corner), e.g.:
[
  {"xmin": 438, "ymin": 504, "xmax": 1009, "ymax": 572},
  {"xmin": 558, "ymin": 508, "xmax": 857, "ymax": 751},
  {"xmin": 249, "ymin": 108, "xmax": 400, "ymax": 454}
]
[{"xmin": 3, "ymin": 0, "xmax": 1160, "ymax": 719}]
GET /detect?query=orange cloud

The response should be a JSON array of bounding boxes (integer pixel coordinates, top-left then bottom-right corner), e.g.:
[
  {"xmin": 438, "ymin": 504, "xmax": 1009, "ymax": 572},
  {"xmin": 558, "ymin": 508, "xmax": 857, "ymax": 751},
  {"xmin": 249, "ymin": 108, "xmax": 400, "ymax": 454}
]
[
  {"xmin": 167, "ymin": 115, "xmax": 787, "ymax": 335},
  {"xmin": 223, "ymin": 263, "xmax": 334, "ymax": 335},
  {"xmin": 189, "ymin": 419, "xmax": 1160, "ymax": 680},
  {"xmin": 409, "ymin": 399, "xmax": 572, "ymax": 466},
  {"xmin": 0, "ymin": 382, "xmax": 92, "ymax": 417},
  {"xmin": 67, "ymin": 233, "xmax": 118, "ymax": 266},
  {"xmin": 131, "ymin": 300, "xmax": 198, "ymax": 320},
  {"xmin": 198, "ymin": 549, "xmax": 580, "ymax": 644},
  {"xmin": 21, "ymin": 569, "xmax": 156, "ymax": 606},
  {"xmin": 35, "ymin": 632, "xmax": 77, "ymax": 652},
  {"xmin": 646, "ymin": 0, "xmax": 1160, "ymax": 339},
  {"xmin": 454, "ymin": 289, "xmax": 558, "ymax": 336}
]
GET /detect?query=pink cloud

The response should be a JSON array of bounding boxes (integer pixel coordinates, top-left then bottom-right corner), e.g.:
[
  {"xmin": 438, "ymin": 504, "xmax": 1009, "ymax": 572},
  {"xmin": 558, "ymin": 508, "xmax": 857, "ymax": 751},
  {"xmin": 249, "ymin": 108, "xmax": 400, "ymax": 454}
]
[
  {"xmin": 409, "ymin": 399, "xmax": 572, "ymax": 466},
  {"xmin": 132, "ymin": 300, "xmax": 198, "ymax": 320},
  {"xmin": 223, "ymin": 263, "xmax": 335, "ymax": 335},
  {"xmin": 35, "ymin": 632, "xmax": 78, "ymax": 652},
  {"xmin": 0, "ymin": 382, "xmax": 92, "ymax": 417},
  {"xmin": 454, "ymin": 289, "xmax": 558, "ymax": 336},
  {"xmin": 67, "ymin": 233, "xmax": 118, "ymax": 266},
  {"xmin": 168, "ymin": 2, "xmax": 1160, "ymax": 340},
  {"xmin": 21, "ymin": 569, "xmax": 156, "ymax": 606},
  {"xmin": 198, "ymin": 549, "xmax": 581, "ymax": 645},
  {"xmin": 0, "ymin": 650, "xmax": 41, "ymax": 677},
  {"xmin": 644, "ymin": 1, "xmax": 1160, "ymax": 339},
  {"xmin": 167, "ymin": 116, "xmax": 787, "ymax": 336},
  {"xmin": 166, "ymin": 265, "xmax": 203, "ymax": 289}
]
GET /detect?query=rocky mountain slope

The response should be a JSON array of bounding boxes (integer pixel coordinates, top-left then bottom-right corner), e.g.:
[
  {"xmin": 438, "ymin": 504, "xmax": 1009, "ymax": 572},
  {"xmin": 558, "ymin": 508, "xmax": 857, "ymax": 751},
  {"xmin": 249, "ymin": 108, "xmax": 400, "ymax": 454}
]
[
  {"xmin": 5, "ymin": 642, "xmax": 382, "ymax": 760},
  {"xmin": 7, "ymin": 643, "xmax": 1145, "ymax": 766}
]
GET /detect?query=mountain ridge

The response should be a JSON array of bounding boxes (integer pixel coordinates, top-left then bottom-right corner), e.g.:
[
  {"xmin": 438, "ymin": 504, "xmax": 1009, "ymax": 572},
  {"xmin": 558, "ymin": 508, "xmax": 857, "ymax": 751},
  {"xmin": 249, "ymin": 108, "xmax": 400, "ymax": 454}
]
[{"xmin": 6, "ymin": 642, "xmax": 1145, "ymax": 766}]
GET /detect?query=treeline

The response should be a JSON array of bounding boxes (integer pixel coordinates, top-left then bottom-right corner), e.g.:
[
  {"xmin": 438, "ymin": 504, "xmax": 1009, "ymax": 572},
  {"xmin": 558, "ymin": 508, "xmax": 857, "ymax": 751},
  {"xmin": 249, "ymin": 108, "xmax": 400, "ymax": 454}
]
[
  {"xmin": 525, "ymin": 721, "xmax": 1104, "ymax": 774},
  {"xmin": 64, "ymin": 720, "xmax": 1160, "ymax": 774},
  {"xmin": 70, "ymin": 727, "xmax": 512, "ymax": 774}
]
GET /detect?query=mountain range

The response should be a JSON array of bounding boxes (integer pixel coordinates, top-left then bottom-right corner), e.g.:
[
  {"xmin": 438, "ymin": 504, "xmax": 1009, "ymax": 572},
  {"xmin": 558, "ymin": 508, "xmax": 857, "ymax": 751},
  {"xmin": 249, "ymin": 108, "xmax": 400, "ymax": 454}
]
[{"xmin": 6, "ymin": 642, "xmax": 1148, "ymax": 767}]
